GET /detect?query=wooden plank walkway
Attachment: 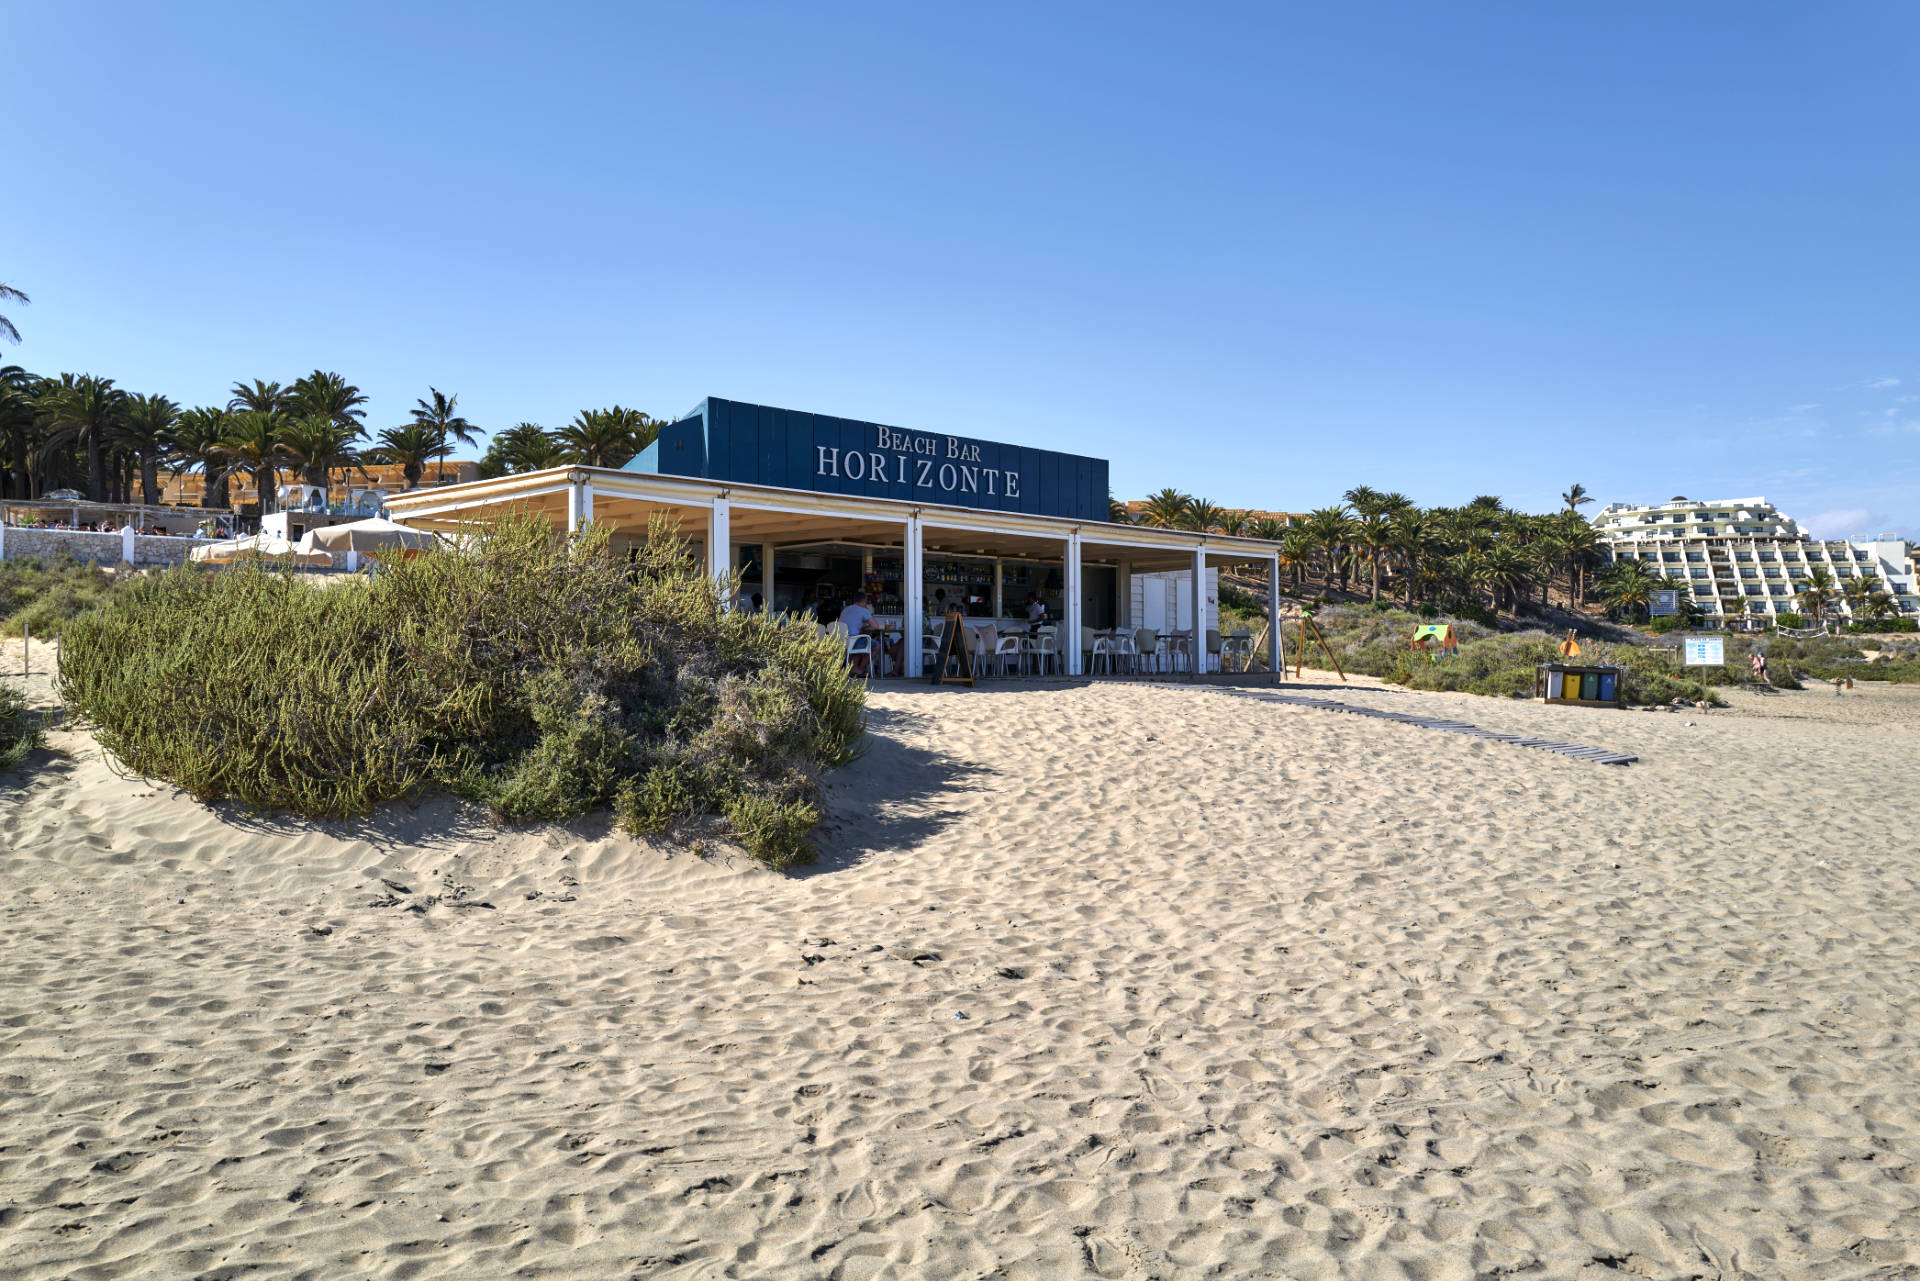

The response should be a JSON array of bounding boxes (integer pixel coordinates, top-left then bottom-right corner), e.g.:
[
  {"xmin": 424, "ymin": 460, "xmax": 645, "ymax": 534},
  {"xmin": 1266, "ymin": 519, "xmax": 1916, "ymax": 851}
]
[{"xmin": 1217, "ymin": 689, "xmax": 1639, "ymax": 766}]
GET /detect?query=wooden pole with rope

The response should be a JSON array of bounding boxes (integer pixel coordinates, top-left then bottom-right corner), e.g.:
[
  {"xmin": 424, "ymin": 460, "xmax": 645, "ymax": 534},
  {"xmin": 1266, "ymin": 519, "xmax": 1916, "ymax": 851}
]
[{"xmin": 1292, "ymin": 609, "xmax": 1346, "ymax": 681}]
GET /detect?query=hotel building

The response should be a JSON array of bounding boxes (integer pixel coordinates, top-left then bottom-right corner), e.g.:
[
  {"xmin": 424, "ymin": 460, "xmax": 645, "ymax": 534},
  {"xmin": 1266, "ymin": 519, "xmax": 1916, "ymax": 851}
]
[
  {"xmin": 1593, "ymin": 497, "xmax": 1919, "ymax": 622},
  {"xmin": 385, "ymin": 397, "xmax": 1287, "ymax": 676}
]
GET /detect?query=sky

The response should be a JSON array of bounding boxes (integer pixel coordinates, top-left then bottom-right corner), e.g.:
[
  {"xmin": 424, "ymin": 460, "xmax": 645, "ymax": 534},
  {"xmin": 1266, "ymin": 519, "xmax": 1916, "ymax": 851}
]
[{"xmin": 6, "ymin": 1, "xmax": 1918, "ymax": 538}]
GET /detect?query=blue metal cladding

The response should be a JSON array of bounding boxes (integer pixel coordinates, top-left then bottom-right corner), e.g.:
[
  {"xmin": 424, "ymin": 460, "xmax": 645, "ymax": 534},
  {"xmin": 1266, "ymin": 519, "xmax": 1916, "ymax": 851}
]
[{"xmin": 625, "ymin": 397, "xmax": 1109, "ymax": 521}]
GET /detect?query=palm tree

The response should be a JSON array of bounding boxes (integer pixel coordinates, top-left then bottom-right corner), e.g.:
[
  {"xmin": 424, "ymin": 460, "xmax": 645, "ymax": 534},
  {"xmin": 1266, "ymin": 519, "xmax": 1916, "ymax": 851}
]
[
  {"xmin": 286, "ymin": 371, "xmax": 369, "ymax": 435},
  {"xmin": 119, "ymin": 393, "xmax": 179, "ymax": 507},
  {"xmin": 373, "ymin": 422, "xmax": 450, "ymax": 490},
  {"xmin": 410, "ymin": 388, "xmax": 478, "ymax": 481},
  {"xmin": 480, "ymin": 421, "xmax": 566, "ymax": 476},
  {"xmin": 276, "ymin": 415, "xmax": 365, "ymax": 502},
  {"xmin": 1343, "ymin": 485, "xmax": 1386, "ymax": 519},
  {"xmin": 1842, "ymin": 573, "xmax": 1883, "ymax": 619},
  {"xmin": 1107, "ymin": 493, "xmax": 1131, "ymax": 523},
  {"xmin": 228, "ymin": 380, "xmax": 289, "ymax": 414},
  {"xmin": 1278, "ymin": 527, "xmax": 1314, "ymax": 587},
  {"xmin": 1355, "ymin": 511, "xmax": 1397, "ymax": 602},
  {"xmin": 1216, "ymin": 510, "xmax": 1249, "ymax": 537},
  {"xmin": 0, "ymin": 364, "xmax": 42, "ymax": 499},
  {"xmin": 1473, "ymin": 544, "xmax": 1532, "ymax": 613},
  {"xmin": 1561, "ymin": 483, "xmax": 1591, "ymax": 512},
  {"xmin": 1249, "ymin": 517, "xmax": 1288, "ymax": 543},
  {"xmin": 555, "ymin": 408, "xmax": 645, "ymax": 468},
  {"xmin": 214, "ymin": 411, "xmax": 286, "ymax": 512},
  {"xmin": 0, "ymin": 282, "xmax": 27, "ymax": 345},
  {"xmin": 1796, "ymin": 567, "xmax": 1838, "ymax": 628},
  {"xmin": 1303, "ymin": 506, "xmax": 1354, "ymax": 590},
  {"xmin": 1551, "ymin": 513, "xmax": 1600, "ymax": 606},
  {"xmin": 1388, "ymin": 508, "xmax": 1434, "ymax": 604},
  {"xmin": 166, "ymin": 407, "xmax": 233, "ymax": 508},
  {"xmin": 1179, "ymin": 498, "xmax": 1225, "ymax": 533},
  {"xmin": 36, "ymin": 374, "xmax": 127, "ymax": 501},
  {"xmin": 1595, "ymin": 559, "xmax": 1661, "ymax": 621},
  {"xmin": 1139, "ymin": 488, "xmax": 1192, "ymax": 528}
]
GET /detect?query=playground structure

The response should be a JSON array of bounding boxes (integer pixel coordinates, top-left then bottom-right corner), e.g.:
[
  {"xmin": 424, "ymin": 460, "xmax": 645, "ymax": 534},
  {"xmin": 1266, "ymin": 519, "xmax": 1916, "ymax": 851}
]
[{"xmin": 1410, "ymin": 623, "xmax": 1458, "ymax": 663}]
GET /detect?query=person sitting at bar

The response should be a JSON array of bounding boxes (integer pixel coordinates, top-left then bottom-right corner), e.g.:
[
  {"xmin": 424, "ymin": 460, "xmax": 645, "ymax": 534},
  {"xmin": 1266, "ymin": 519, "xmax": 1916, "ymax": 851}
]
[
  {"xmin": 838, "ymin": 590, "xmax": 900, "ymax": 676},
  {"xmin": 1025, "ymin": 592, "xmax": 1046, "ymax": 628}
]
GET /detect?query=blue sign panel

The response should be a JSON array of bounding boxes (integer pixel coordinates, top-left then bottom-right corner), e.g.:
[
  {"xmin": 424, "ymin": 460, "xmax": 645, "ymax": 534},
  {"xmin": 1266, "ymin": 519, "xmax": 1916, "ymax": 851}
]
[{"xmin": 625, "ymin": 397, "xmax": 1110, "ymax": 522}]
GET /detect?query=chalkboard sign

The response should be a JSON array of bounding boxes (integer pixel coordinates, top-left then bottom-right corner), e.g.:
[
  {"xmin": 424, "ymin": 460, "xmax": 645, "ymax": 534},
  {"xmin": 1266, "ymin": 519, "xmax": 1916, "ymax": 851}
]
[{"xmin": 929, "ymin": 610, "xmax": 974, "ymax": 686}]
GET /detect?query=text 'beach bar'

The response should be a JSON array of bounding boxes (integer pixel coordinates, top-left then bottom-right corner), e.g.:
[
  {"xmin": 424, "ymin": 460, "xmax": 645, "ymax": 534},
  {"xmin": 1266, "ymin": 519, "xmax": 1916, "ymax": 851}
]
[{"xmin": 384, "ymin": 397, "xmax": 1286, "ymax": 678}]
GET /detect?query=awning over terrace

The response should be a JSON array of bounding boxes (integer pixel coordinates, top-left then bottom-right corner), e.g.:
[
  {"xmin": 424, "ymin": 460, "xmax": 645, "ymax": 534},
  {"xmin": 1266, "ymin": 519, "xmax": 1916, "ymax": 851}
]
[{"xmin": 385, "ymin": 466, "xmax": 1286, "ymax": 678}]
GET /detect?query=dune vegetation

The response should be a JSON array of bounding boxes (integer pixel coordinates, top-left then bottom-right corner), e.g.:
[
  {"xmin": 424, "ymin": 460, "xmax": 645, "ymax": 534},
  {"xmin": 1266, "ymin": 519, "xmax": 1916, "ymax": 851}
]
[
  {"xmin": 0, "ymin": 683, "xmax": 40, "ymax": 771},
  {"xmin": 0, "ymin": 554, "xmax": 130, "ymax": 638},
  {"xmin": 57, "ymin": 517, "xmax": 866, "ymax": 867}
]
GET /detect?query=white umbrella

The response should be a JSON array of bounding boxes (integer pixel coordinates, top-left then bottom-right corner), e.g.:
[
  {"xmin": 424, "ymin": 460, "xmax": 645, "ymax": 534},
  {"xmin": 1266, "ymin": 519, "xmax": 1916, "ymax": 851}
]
[
  {"xmin": 301, "ymin": 518, "xmax": 438, "ymax": 555},
  {"xmin": 189, "ymin": 533, "xmax": 333, "ymax": 567}
]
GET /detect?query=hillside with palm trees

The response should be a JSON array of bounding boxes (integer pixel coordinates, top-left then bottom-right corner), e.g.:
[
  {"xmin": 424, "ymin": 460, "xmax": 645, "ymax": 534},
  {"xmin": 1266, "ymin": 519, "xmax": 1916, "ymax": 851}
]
[
  {"xmin": 1113, "ymin": 484, "xmax": 1644, "ymax": 622},
  {"xmin": 0, "ymin": 352, "xmax": 672, "ymax": 517}
]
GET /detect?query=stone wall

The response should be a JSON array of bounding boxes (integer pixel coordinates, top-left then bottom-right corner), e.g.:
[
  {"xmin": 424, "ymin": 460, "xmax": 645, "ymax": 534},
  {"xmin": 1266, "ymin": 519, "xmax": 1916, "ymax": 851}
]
[{"xmin": 0, "ymin": 527, "xmax": 209, "ymax": 566}]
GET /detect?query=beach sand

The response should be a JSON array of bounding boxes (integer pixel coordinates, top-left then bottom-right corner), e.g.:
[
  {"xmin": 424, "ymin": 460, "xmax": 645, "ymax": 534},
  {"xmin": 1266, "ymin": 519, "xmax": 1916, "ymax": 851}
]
[{"xmin": 3, "ymin": 643, "xmax": 1919, "ymax": 1279}]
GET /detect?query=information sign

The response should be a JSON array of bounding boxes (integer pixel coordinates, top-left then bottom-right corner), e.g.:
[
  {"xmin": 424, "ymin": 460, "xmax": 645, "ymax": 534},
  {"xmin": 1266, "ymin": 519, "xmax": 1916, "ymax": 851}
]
[
  {"xmin": 1650, "ymin": 589, "xmax": 1680, "ymax": 617},
  {"xmin": 1682, "ymin": 635, "xmax": 1725, "ymax": 666}
]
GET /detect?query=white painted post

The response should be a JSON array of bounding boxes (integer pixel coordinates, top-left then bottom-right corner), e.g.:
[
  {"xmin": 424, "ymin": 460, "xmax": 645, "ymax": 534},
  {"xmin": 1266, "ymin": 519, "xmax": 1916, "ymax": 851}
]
[
  {"xmin": 708, "ymin": 498, "xmax": 731, "ymax": 594},
  {"xmin": 0, "ymin": 515, "xmax": 6, "ymax": 562},
  {"xmin": 1269, "ymin": 554, "xmax": 1283, "ymax": 676},
  {"xmin": 1064, "ymin": 532, "xmax": 1083, "ymax": 676},
  {"xmin": 578, "ymin": 479, "xmax": 593, "ymax": 529},
  {"xmin": 762, "ymin": 541, "xmax": 777, "ymax": 610},
  {"xmin": 565, "ymin": 480, "xmax": 582, "ymax": 533},
  {"xmin": 904, "ymin": 515, "xmax": 924, "ymax": 678},
  {"xmin": 122, "ymin": 525, "xmax": 136, "ymax": 564},
  {"xmin": 991, "ymin": 559, "xmax": 1003, "ymax": 622},
  {"xmin": 1192, "ymin": 544, "xmax": 1207, "ymax": 674}
]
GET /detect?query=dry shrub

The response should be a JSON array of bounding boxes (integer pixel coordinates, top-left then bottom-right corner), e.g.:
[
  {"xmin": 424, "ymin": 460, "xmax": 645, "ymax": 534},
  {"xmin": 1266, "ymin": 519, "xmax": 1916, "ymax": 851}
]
[
  {"xmin": 0, "ymin": 684, "xmax": 41, "ymax": 772},
  {"xmin": 57, "ymin": 517, "xmax": 865, "ymax": 867}
]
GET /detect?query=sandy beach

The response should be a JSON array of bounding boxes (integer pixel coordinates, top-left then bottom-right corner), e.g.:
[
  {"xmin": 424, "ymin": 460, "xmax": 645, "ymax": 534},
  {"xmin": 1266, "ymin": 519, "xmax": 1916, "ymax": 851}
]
[{"xmin": 3, "ymin": 644, "xmax": 1919, "ymax": 1279}]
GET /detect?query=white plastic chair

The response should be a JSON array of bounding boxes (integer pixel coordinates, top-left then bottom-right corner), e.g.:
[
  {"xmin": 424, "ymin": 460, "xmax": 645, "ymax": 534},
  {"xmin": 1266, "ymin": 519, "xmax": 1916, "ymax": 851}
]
[
  {"xmin": 845, "ymin": 632, "xmax": 875, "ymax": 684},
  {"xmin": 992, "ymin": 634, "xmax": 1021, "ymax": 677},
  {"xmin": 1133, "ymin": 628, "xmax": 1162, "ymax": 674},
  {"xmin": 1221, "ymin": 631, "xmax": 1254, "ymax": 672},
  {"xmin": 1090, "ymin": 630, "xmax": 1117, "ymax": 675},
  {"xmin": 1023, "ymin": 627, "xmax": 1058, "ymax": 676}
]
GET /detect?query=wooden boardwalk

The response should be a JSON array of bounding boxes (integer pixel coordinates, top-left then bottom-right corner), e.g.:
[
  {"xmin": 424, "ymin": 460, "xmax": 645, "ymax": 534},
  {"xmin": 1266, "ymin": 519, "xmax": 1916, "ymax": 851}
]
[{"xmin": 1218, "ymin": 689, "xmax": 1639, "ymax": 766}]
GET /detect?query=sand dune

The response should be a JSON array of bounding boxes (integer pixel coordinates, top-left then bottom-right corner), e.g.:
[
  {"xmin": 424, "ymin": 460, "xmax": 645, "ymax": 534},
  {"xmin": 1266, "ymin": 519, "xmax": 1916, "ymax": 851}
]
[{"xmin": 3, "ymin": 643, "xmax": 1919, "ymax": 1278}]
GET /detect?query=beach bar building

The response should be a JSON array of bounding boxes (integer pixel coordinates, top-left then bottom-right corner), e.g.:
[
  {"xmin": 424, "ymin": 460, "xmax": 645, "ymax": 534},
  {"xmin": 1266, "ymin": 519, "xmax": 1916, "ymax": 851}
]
[{"xmin": 384, "ymin": 397, "xmax": 1286, "ymax": 678}]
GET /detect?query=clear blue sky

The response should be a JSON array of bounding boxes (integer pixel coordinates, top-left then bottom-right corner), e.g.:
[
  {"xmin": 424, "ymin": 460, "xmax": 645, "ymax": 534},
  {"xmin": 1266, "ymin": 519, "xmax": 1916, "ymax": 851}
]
[{"xmin": 8, "ymin": 2, "xmax": 1917, "ymax": 537}]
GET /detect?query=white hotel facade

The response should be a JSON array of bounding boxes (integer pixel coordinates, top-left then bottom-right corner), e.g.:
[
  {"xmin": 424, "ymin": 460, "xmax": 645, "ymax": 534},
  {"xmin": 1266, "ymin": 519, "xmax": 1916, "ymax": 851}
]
[{"xmin": 1593, "ymin": 497, "xmax": 1919, "ymax": 623}]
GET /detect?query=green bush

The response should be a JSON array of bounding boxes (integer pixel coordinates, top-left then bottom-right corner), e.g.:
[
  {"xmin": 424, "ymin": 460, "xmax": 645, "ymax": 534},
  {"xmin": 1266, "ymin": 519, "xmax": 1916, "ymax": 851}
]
[
  {"xmin": 57, "ymin": 517, "xmax": 867, "ymax": 868},
  {"xmin": 1773, "ymin": 612, "xmax": 1803, "ymax": 629},
  {"xmin": 1645, "ymin": 615, "xmax": 1686, "ymax": 634},
  {"xmin": 0, "ymin": 684, "xmax": 42, "ymax": 772},
  {"xmin": 1845, "ymin": 618, "xmax": 1918, "ymax": 634},
  {"xmin": 1304, "ymin": 604, "xmax": 1733, "ymax": 704},
  {"xmin": 0, "ymin": 556, "xmax": 131, "ymax": 638}
]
